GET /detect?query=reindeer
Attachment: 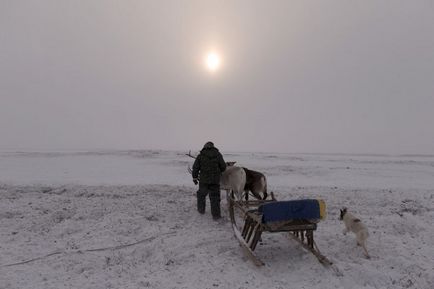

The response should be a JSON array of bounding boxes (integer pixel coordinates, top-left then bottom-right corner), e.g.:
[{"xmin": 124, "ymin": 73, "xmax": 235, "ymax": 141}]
[
  {"xmin": 186, "ymin": 151, "xmax": 246, "ymax": 201},
  {"xmin": 220, "ymin": 164, "xmax": 246, "ymax": 201},
  {"xmin": 243, "ymin": 167, "xmax": 268, "ymax": 200}
]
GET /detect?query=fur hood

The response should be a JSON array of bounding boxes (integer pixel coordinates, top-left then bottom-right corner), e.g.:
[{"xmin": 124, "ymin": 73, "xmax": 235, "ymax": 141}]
[{"xmin": 203, "ymin": 141, "xmax": 214, "ymax": 149}]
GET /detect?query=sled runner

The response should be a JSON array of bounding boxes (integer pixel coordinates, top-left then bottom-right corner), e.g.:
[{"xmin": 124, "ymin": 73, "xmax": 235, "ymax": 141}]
[{"xmin": 227, "ymin": 193, "xmax": 332, "ymax": 266}]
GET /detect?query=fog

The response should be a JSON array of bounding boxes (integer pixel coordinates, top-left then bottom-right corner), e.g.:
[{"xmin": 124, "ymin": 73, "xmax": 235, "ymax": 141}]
[{"xmin": 1, "ymin": 0, "xmax": 433, "ymax": 154}]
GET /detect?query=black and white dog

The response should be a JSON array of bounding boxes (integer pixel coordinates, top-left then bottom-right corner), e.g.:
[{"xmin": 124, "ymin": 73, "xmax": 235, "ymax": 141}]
[{"xmin": 340, "ymin": 207, "xmax": 370, "ymax": 259}]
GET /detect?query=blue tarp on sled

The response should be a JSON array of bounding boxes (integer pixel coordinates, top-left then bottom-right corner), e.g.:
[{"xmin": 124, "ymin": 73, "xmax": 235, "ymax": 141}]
[{"xmin": 258, "ymin": 199, "xmax": 326, "ymax": 224}]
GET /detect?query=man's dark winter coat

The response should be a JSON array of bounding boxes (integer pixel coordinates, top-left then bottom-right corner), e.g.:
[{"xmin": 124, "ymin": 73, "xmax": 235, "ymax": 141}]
[{"xmin": 192, "ymin": 142, "xmax": 226, "ymax": 184}]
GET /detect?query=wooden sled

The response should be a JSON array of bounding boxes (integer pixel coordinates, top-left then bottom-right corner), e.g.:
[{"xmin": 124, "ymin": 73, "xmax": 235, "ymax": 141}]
[{"xmin": 227, "ymin": 192, "xmax": 333, "ymax": 267}]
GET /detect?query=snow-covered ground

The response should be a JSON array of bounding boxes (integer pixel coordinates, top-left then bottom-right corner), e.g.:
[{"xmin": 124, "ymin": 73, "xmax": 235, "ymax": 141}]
[{"xmin": 0, "ymin": 150, "xmax": 433, "ymax": 289}]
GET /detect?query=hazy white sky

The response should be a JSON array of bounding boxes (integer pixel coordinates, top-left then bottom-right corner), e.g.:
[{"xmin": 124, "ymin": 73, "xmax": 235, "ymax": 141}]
[{"xmin": 1, "ymin": 0, "xmax": 433, "ymax": 154}]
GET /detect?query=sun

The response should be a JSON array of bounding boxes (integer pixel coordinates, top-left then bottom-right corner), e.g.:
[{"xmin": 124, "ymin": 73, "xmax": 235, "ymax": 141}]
[{"xmin": 205, "ymin": 52, "xmax": 221, "ymax": 72}]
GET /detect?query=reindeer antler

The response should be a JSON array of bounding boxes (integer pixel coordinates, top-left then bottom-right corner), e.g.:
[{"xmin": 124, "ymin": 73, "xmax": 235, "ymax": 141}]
[
  {"xmin": 185, "ymin": 150, "xmax": 197, "ymax": 159},
  {"xmin": 187, "ymin": 165, "xmax": 193, "ymax": 175},
  {"xmin": 186, "ymin": 150, "xmax": 196, "ymax": 176}
]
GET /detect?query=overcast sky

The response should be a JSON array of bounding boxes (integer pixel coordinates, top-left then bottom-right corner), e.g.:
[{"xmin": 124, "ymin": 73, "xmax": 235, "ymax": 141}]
[{"xmin": 1, "ymin": 0, "xmax": 433, "ymax": 154}]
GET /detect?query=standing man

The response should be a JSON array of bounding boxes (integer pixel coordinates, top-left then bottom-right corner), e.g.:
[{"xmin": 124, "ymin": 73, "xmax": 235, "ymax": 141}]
[{"xmin": 192, "ymin": 141, "xmax": 226, "ymax": 220}]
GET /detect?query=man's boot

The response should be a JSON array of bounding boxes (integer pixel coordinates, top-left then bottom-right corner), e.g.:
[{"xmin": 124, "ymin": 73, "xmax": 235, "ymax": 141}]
[
  {"xmin": 197, "ymin": 190, "xmax": 205, "ymax": 214},
  {"xmin": 209, "ymin": 191, "xmax": 221, "ymax": 219}
]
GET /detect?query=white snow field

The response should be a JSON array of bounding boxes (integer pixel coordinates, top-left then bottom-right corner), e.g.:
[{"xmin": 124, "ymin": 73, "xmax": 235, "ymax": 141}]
[{"xmin": 0, "ymin": 150, "xmax": 433, "ymax": 289}]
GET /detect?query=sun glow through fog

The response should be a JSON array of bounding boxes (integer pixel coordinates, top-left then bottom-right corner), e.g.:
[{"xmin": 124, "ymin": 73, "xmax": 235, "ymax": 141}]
[{"xmin": 205, "ymin": 52, "xmax": 221, "ymax": 72}]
